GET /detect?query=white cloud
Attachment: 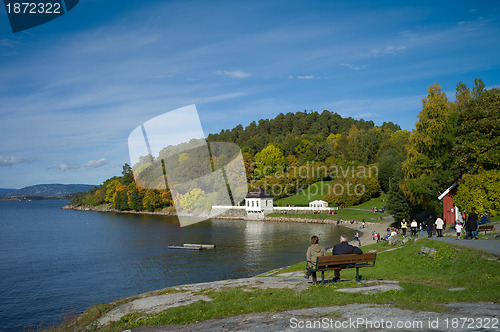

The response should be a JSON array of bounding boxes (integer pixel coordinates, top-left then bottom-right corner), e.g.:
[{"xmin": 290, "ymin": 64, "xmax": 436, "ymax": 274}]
[
  {"xmin": 0, "ymin": 155, "xmax": 27, "ymax": 166},
  {"xmin": 340, "ymin": 63, "xmax": 364, "ymax": 70},
  {"xmin": 48, "ymin": 163, "xmax": 80, "ymax": 172},
  {"xmin": 216, "ymin": 70, "xmax": 251, "ymax": 78},
  {"xmin": 84, "ymin": 158, "xmax": 109, "ymax": 168},
  {"xmin": 370, "ymin": 45, "xmax": 407, "ymax": 57},
  {"xmin": 288, "ymin": 75, "xmax": 315, "ymax": 79}
]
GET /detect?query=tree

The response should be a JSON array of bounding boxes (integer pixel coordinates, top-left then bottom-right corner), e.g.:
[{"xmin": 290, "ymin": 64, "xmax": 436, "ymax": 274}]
[
  {"xmin": 242, "ymin": 152, "xmax": 255, "ymax": 181},
  {"xmin": 453, "ymin": 85, "xmax": 500, "ymax": 178},
  {"xmin": 254, "ymin": 143, "xmax": 286, "ymax": 177},
  {"xmin": 105, "ymin": 179, "xmax": 121, "ymax": 203},
  {"xmin": 127, "ymin": 183, "xmax": 143, "ymax": 211},
  {"xmin": 454, "ymin": 170, "xmax": 500, "ymax": 216},
  {"xmin": 113, "ymin": 183, "xmax": 129, "ymax": 210},
  {"xmin": 323, "ymin": 174, "xmax": 380, "ymax": 207},
  {"xmin": 387, "ymin": 183, "xmax": 411, "ymax": 223},
  {"xmin": 343, "ymin": 125, "xmax": 362, "ymax": 162},
  {"xmin": 122, "ymin": 163, "xmax": 134, "ymax": 185},
  {"xmin": 143, "ymin": 189, "xmax": 162, "ymax": 211},
  {"xmin": 295, "ymin": 139, "xmax": 315, "ymax": 162},
  {"xmin": 177, "ymin": 188, "xmax": 207, "ymax": 213},
  {"xmin": 402, "ymin": 83, "xmax": 456, "ymax": 210},
  {"xmin": 378, "ymin": 149, "xmax": 405, "ymax": 193},
  {"xmin": 387, "ymin": 168, "xmax": 411, "ymax": 223},
  {"xmin": 285, "ymin": 154, "xmax": 298, "ymax": 168}
]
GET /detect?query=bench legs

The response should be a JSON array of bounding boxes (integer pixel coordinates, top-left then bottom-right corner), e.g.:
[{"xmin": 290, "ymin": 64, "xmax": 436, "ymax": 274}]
[{"xmin": 319, "ymin": 268, "xmax": 362, "ymax": 284}]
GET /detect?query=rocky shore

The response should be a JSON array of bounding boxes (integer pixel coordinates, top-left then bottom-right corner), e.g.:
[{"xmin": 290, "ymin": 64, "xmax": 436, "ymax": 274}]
[
  {"xmin": 90, "ymin": 262, "xmax": 498, "ymax": 332},
  {"xmin": 62, "ymin": 204, "xmax": 177, "ymax": 216}
]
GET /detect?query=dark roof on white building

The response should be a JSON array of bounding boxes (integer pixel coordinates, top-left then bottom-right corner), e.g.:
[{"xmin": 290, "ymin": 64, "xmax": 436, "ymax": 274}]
[{"xmin": 245, "ymin": 187, "xmax": 273, "ymax": 199}]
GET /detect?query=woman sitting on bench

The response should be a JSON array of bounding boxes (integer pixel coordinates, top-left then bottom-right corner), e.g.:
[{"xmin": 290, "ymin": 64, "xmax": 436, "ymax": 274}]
[{"xmin": 304, "ymin": 235, "xmax": 325, "ymax": 284}]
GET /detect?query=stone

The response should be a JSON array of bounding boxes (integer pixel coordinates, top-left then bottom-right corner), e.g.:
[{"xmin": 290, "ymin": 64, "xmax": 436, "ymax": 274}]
[
  {"xmin": 335, "ymin": 283, "xmax": 403, "ymax": 294},
  {"xmin": 419, "ymin": 246, "xmax": 437, "ymax": 257}
]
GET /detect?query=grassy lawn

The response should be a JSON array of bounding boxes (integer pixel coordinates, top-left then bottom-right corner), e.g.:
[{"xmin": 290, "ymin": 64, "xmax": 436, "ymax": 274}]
[
  {"xmin": 58, "ymin": 239, "xmax": 500, "ymax": 331},
  {"xmin": 275, "ymin": 181, "xmax": 388, "ymax": 212},
  {"xmin": 351, "ymin": 193, "xmax": 389, "ymax": 210},
  {"xmin": 275, "ymin": 180, "xmax": 334, "ymax": 206},
  {"xmin": 269, "ymin": 209, "xmax": 389, "ymax": 222}
]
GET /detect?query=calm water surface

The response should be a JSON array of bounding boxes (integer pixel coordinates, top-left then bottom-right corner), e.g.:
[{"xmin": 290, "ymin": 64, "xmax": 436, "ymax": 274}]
[{"xmin": 0, "ymin": 200, "xmax": 353, "ymax": 331}]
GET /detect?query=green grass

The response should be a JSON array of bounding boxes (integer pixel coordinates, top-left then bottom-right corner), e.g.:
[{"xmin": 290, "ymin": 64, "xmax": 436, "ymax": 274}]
[
  {"xmin": 275, "ymin": 180, "xmax": 334, "ymax": 206},
  {"xmin": 60, "ymin": 239, "xmax": 500, "ymax": 331},
  {"xmin": 351, "ymin": 194, "xmax": 388, "ymax": 210},
  {"xmin": 268, "ymin": 209, "xmax": 389, "ymax": 222},
  {"xmin": 276, "ymin": 238, "xmax": 499, "ymax": 288}
]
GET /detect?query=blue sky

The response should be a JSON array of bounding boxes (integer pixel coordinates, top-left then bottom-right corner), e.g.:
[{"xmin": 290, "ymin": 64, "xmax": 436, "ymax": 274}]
[{"xmin": 0, "ymin": 0, "xmax": 499, "ymax": 188}]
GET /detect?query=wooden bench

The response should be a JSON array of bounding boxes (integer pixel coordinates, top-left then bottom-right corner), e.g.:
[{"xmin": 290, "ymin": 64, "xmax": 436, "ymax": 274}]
[
  {"xmin": 307, "ymin": 253, "xmax": 377, "ymax": 283},
  {"xmin": 478, "ymin": 224, "xmax": 494, "ymax": 235}
]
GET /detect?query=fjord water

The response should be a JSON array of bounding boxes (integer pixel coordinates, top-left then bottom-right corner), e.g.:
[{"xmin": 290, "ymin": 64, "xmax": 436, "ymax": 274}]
[{"xmin": 0, "ymin": 200, "xmax": 353, "ymax": 331}]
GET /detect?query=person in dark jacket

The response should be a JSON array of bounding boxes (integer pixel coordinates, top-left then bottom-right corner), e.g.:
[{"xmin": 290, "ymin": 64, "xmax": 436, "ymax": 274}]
[
  {"xmin": 427, "ymin": 215, "xmax": 435, "ymax": 238},
  {"xmin": 331, "ymin": 235, "xmax": 362, "ymax": 282},
  {"xmin": 468, "ymin": 208, "xmax": 478, "ymax": 239}
]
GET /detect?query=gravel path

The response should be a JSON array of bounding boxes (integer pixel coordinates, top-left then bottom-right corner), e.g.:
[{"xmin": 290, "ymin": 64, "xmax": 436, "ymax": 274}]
[{"xmin": 428, "ymin": 236, "xmax": 500, "ymax": 256}]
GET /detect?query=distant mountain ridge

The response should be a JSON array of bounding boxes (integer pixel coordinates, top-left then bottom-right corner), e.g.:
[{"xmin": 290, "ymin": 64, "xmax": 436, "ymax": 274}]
[{"xmin": 0, "ymin": 184, "xmax": 96, "ymax": 198}]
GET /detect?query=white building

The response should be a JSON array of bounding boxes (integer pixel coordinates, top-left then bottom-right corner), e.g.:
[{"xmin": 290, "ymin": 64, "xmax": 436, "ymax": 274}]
[
  {"xmin": 245, "ymin": 187, "xmax": 274, "ymax": 219},
  {"xmin": 309, "ymin": 200, "xmax": 328, "ymax": 209}
]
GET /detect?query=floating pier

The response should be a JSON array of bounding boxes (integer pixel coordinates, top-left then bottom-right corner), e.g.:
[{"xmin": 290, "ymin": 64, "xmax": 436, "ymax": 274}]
[{"xmin": 168, "ymin": 244, "xmax": 216, "ymax": 250}]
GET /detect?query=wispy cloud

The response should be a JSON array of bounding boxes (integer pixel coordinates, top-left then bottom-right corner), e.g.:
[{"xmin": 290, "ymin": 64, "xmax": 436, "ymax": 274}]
[
  {"xmin": 340, "ymin": 63, "xmax": 365, "ymax": 70},
  {"xmin": 84, "ymin": 158, "xmax": 109, "ymax": 168},
  {"xmin": 216, "ymin": 70, "xmax": 250, "ymax": 78},
  {"xmin": 48, "ymin": 163, "xmax": 80, "ymax": 172},
  {"xmin": 0, "ymin": 155, "xmax": 28, "ymax": 166},
  {"xmin": 370, "ymin": 45, "xmax": 407, "ymax": 57},
  {"xmin": 288, "ymin": 75, "xmax": 315, "ymax": 79}
]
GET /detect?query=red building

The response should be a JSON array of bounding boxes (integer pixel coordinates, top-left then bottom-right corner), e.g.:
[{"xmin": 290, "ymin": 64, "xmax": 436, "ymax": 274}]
[{"xmin": 438, "ymin": 183, "xmax": 458, "ymax": 225}]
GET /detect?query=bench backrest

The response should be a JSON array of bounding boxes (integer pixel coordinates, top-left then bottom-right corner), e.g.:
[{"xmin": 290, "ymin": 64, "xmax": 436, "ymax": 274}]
[
  {"xmin": 316, "ymin": 253, "xmax": 377, "ymax": 268},
  {"xmin": 479, "ymin": 224, "xmax": 493, "ymax": 229}
]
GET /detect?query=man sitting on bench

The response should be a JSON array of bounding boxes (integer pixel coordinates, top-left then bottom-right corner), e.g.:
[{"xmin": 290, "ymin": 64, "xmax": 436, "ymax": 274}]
[{"xmin": 332, "ymin": 235, "xmax": 363, "ymax": 282}]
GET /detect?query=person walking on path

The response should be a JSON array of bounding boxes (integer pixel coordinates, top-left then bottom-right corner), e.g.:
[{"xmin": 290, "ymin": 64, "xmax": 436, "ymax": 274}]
[
  {"xmin": 331, "ymin": 235, "xmax": 362, "ymax": 282},
  {"xmin": 410, "ymin": 219, "xmax": 418, "ymax": 236},
  {"xmin": 467, "ymin": 208, "xmax": 479, "ymax": 239},
  {"xmin": 401, "ymin": 219, "xmax": 408, "ymax": 236},
  {"xmin": 427, "ymin": 215, "xmax": 435, "ymax": 238},
  {"xmin": 435, "ymin": 217, "xmax": 445, "ymax": 237},
  {"xmin": 304, "ymin": 235, "xmax": 325, "ymax": 284},
  {"xmin": 455, "ymin": 223, "xmax": 463, "ymax": 240}
]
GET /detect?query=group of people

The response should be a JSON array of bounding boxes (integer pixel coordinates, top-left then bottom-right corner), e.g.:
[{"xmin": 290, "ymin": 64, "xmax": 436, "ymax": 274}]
[
  {"xmin": 304, "ymin": 235, "xmax": 362, "ymax": 284},
  {"xmin": 400, "ymin": 208, "xmax": 486, "ymax": 240},
  {"xmin": 455, "ymin": 208, "xmax": 482, "ymax": 240},
  {"xmin": 397, "ymin": 216, "xmax": 445, "ymax": 238}
]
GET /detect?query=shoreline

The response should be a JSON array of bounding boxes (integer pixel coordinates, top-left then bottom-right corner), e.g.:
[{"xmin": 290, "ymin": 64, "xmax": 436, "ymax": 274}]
[{"xmin": 63, "ymin": 204, "xmax": 394, "ymax": 247}]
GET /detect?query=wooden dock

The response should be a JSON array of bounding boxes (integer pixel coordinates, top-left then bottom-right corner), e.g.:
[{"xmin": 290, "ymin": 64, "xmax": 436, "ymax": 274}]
[{"xmin": 168, "ymin": 244, "xmax": 216, "ymax": 250}]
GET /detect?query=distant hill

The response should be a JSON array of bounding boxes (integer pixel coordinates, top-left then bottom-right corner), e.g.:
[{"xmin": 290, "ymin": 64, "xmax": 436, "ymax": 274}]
[{"xmin": 0, "ymin": 184, "xmax": 96, "ymax": 199}]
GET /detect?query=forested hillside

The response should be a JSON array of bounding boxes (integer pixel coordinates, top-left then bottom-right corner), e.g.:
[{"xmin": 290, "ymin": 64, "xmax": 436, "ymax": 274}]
[{"xmin": 70, "ymin": 79, "xmax": 499, "ymax": 221}]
